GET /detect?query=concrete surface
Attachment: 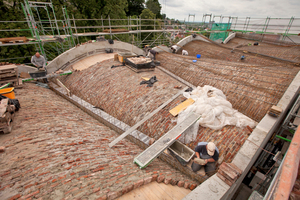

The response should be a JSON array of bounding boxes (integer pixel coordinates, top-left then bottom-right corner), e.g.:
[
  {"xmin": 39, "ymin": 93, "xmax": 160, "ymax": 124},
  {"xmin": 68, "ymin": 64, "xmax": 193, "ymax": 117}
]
[
  {"xmin": 223, "ymin": 32, "xmax": 236, "ymax": 44},
  {"xmin": 182, "ymin": 175, "xmax": 230, "ymax": 200},
  {"xmin": 47, "ymin": 40, "xmax": 145, "ymax": 73}
]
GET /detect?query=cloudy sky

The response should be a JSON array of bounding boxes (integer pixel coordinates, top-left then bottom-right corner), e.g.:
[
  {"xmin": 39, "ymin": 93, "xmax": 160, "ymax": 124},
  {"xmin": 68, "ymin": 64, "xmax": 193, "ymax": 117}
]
[{"xmin": 158, "ymin": 0, "xmax": 300, "ymax": 21}]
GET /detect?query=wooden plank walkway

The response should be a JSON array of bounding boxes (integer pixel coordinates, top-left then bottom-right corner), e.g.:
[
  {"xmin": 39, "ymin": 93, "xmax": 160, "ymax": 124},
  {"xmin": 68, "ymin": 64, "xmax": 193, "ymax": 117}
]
[{"xmin": 117, "ymin": 182, "xmax": 191, "ymax": 200}]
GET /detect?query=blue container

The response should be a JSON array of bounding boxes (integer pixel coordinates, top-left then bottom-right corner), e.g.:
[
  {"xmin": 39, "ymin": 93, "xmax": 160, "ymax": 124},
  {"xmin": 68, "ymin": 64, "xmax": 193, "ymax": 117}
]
[
  {"xmin": 192, "ymin": 60, "xmax": 197, "ymax": 63},
  {"xmin": 196, "ymin": 54, "xmax": 201, "ymax": 58}
]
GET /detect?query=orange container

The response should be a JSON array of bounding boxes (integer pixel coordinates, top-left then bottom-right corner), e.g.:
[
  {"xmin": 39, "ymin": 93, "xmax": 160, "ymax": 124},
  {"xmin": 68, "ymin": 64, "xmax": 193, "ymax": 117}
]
[{"xmin": 0, "ymin": 87, "xmax": 15, "ymax": 99}]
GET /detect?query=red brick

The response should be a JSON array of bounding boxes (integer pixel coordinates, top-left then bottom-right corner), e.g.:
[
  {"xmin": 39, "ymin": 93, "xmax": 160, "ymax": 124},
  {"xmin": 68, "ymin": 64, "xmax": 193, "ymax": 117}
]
[
  {"xmin": 51, "ymin": 183, "xmax": 60, "ymax": 188},
  {"xmin": 58, "ymin": 175, "xmax": 66, "ymax": 180},
  {"xmin": 122, "ymin": 184, "xmax": 134, "ymax": 195},
  {"xmin": 1, "ymin": 170, "xmax": 10, "ymax": 176},
  {"xmin": 23, "ymin": 138, "xmax": 33, "ymax": 141},
  {"xmin": 157, "ymin": 176, "xmax": 165, "ymax": 183},
  {"xmin": 96, "ymin": 196, "xmax": 107, "ymax": 200},
  {"xmin": 190, "ymin": 183, "xmax": 197, "ymax": 190},
  {"xmin": 0, "ymin": 146, "xmax": 5, "ymax": 152},
  {"xmin": 184, "ymin": 182, "xmax": 190, "ymax": 189},
  {"xmin": 107, "ymin": 190, "xmax": 122, "ymax": 200},
  {"xmin": 164, "ymin": 178, "xmax": 172, "ymax": 185},
  {"xmin": 144, "ymin": 177, "xmax": 152, "ymax": 184},
  {"xmin": 38, "ymin": 171, "xmax": 50, "ymax": 176},
  {"xmin": 152, "ymin": 174, "xmax": 158, "ymax": 182},
  {"xmin": 93, "ymin": 187, "xmax": 101, "ymax": 193},
  {"xmin": 117, "ymin": 173, "xmax": 127, "ymax": 179},
  {"xmin": 24, "ymin": 184, "xmax": 34, "ymax": 189},
  {"xmin": 93, "ymin": 167, "xmax": 104, "ymax": 172},
  {"xmin": 52, "ymin": 179, "xmax": 57, "ymax": 183},
  {"xmin": 133, "ymin": 179, "xmax": 144, "ymax": 189},
  {"xmin": 170, "ymin": 179, "xmax": 178, "ymax": 186},
  {"xmin": 23, "ymin": 190, "xmax": 40, "ymax": 199},
  {"xmin": 65, "ymin": 187, "xmax": 79, "ymax": 195},
  {"xmin": 8, "ymin": 194, "xmax": 21, "ymax": 200}
]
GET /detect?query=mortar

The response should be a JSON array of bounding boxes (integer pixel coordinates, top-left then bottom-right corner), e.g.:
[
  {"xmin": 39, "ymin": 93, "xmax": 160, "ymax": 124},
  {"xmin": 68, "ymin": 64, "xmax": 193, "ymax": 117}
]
[{"xmin": 168, "ymin": 140, "xmax": 195, "ymax": 162}]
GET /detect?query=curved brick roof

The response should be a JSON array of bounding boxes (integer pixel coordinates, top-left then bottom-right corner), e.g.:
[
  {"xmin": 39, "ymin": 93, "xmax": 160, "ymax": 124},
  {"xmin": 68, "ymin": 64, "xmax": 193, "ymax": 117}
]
[
  {"xmin": 57, "ymin": 57, "xmax": 252, "ymax": 167},
  {"xmin": 157, "ymin": 52, "xmax": 298, "ymax": 122},
  {"xmin": 56, "ymin": 39, "xmax": 298, "ymax": 177},
  {"xmin": 223, "ymin": 37, "xmax": 300, "ymax": 62},
  {"xmin": 0, "ymin": 84, "xmax": 197, "ymax": 199},
  {"xmin": 180, "ymin": 40, "xmax": 298, "ymax": 65}
]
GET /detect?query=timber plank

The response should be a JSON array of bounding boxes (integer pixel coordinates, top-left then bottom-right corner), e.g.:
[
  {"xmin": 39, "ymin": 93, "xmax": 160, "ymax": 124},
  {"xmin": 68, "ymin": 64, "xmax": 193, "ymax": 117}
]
[{"xmin": 169, "ymin": 98, "xmax": 195, "ymax": 116}]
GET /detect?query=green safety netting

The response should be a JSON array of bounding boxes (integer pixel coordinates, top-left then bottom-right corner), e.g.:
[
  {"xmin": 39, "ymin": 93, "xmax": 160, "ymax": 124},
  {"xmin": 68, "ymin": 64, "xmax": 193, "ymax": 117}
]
[{"xmin": 209, "ymin": 23, "xmax": 231, "ymax": 41}]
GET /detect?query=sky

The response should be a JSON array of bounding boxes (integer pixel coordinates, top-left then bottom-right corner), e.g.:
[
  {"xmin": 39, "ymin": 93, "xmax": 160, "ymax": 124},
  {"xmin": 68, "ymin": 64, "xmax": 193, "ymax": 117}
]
[{"xmin": 158, "ymin": 0, "xmax": 300, "ymax": 21}]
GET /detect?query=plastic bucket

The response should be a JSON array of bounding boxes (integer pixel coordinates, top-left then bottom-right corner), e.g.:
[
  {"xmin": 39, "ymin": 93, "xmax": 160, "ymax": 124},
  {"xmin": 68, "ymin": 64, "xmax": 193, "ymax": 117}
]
[
  {"xmin": 196, "ymin": 54, "xmax": 201, "ymax": 58},
  {"xmin": 0, "ymin": 87, "xmax": 15, "ymax": 99}
]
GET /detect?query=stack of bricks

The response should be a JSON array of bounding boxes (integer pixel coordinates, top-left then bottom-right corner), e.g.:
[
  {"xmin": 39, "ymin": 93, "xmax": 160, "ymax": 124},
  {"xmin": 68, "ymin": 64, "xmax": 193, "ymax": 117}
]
[{"xmin": 217, "ymin": 162, "xmax": 243, "ymax": 186}]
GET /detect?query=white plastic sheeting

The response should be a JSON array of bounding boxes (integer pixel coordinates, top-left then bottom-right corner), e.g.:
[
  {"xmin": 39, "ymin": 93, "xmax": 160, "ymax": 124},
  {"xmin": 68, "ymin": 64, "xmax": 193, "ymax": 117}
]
[{"xmin": 178, "ymin": 85, "xmax": 257, "ymax": 144}]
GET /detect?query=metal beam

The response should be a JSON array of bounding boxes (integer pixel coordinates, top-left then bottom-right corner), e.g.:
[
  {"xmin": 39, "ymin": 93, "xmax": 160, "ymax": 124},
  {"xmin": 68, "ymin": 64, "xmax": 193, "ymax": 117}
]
[{"xmin": 108, "ymin": 87, "xmax": 188, "ymax": 148}]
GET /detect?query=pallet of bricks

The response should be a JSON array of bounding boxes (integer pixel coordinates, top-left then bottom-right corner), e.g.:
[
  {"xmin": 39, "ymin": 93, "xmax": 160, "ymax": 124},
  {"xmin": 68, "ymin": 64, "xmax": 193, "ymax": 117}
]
[
  {"xmin": 0, "ymin": 64, "xmax": 19, "ymax": 86},
  {"xmin": 217, "ymin": 162, "xmax": 243, "ymax": 186},
  {"xmin": 0, "ymin": 98, "xmax": 16, "ymax": 134}
]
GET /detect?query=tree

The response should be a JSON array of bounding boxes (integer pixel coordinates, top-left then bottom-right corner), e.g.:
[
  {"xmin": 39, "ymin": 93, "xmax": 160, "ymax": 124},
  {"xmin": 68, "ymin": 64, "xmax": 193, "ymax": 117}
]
[
  {"xmin": 126, "ymin": 0, "xmax": 144, "ymax": 16},
  {"xmin": 145, "ymin": 0, "xmax": 161, "ymax": 19}
]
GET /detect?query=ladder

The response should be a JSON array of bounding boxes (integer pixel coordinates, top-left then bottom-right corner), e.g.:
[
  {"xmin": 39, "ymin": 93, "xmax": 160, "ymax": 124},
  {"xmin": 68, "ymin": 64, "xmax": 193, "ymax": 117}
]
[
  {"xmin": 22, "ymin": 70, "xmax": 72, "ymax": 82},
  {"xmin": 134, "ymin": 112, "xmax": 201, "ymax": 169}
]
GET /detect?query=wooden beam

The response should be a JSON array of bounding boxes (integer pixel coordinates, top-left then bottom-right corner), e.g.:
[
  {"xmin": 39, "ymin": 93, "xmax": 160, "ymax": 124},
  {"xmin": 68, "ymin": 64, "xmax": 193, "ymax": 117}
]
[
  {"xmin": 56, "ymin": 79, "xmax": 71, "ymax": 97},
  {"xmin": 109, "ymin": 87, "xmax": 188, "ymax": 148},
  {"xmin": 169, "ymin": 98, "xmax": 195, "ymax": 117}
]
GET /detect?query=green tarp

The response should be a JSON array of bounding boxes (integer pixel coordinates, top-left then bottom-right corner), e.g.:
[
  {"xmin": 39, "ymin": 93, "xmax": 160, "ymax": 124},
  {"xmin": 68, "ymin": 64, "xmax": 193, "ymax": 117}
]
[{"xmin": 209, "ymin": 23, "xmax": 231, "ymax": 41}]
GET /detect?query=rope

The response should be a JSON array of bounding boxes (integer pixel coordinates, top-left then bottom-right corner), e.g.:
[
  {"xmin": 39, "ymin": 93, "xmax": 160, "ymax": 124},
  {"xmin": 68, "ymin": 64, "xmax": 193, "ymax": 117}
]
[{"xmin": 246, "ymin": 138, "xmax": 275, "ymax": 156}]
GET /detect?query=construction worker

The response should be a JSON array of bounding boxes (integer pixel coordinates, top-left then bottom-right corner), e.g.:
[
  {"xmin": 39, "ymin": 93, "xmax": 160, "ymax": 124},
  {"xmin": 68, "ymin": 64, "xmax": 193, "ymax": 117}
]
[
  {"xmin": 147, "ymin": 49, "xmax": 159, "ymax": 60},
  {"xmin": 170, "ymin": 45, "xmax": 178, "ymax": 54},
  {"xmin": 241, "ymin": 55, "xmax": 245, "ymax": 60},
  {"xmin": 191, "ymin": 142, "xmax": 219, "ymax": 176},
  {"xmin": 182, "ymin": 50, "xmax": 188, "ymax": 56},
  {"xmin": 31, "ymin": 52, "xmax": 46, "ymax": 70}
]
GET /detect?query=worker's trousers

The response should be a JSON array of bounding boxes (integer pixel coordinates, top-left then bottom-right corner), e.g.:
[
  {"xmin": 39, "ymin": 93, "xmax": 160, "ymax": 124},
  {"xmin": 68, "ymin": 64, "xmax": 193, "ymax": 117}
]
[{"xmin": 191, "ymin": 161, "xmax": 216, "ymax": 176}]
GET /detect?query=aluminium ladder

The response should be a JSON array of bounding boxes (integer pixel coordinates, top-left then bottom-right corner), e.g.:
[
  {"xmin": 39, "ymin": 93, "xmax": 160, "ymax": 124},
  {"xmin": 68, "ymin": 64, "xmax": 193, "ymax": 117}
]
[
  {"xmin": 134, "ymin": 112, "xmax": 201, "ymax": 169},
  {"xmin": 22, "ymin": 70, "xmax": 73, "ymax": 82}
]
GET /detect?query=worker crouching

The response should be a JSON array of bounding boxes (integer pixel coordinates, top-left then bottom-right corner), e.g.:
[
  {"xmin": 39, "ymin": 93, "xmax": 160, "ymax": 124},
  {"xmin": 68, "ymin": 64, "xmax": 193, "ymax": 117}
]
[{"xmin": 192, "ymin": 142, "xmax": 219, "ymax": 176}]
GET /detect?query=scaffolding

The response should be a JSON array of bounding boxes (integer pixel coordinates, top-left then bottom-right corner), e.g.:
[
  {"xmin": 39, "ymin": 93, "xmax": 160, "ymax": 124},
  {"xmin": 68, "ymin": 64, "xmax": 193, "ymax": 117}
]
[
  {"xmin": 1, "ymin": 5, "xmax": 300, "ymax": 64},
  {"xmin": 20, "ymin": 0, "xmax": 75, "ymax": 62}
]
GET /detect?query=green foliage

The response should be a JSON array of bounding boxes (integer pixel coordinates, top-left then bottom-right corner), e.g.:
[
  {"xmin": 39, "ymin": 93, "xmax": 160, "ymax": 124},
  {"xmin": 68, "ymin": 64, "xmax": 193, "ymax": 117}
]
[
  {"xmin": 126, "ymin": 0, "xmax": 144, "ymax": 16},
  {"xmin": 145, "ymin": 0, "xmax": 161, "ymax": 19},
  {"xmin": 0, "ymin": 0, "xmax": 166, "ymax": 64}
]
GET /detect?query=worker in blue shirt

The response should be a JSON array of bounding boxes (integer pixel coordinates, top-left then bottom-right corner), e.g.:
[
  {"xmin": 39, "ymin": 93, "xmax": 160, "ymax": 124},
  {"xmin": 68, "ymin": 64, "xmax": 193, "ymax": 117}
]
[{"xmin": 192, "ymin": 142, "xmax": 219, "ymax": 176}]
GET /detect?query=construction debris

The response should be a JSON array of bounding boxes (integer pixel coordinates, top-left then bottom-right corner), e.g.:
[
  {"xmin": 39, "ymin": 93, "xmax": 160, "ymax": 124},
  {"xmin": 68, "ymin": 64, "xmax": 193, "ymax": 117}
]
[
  {"xmin": 174, "ymin": 85, "xmax": 182, "ymax": 89},
  {"xmin": 0, "ymin": 64, "xmax": 19, "ymax": 86},
  {"xmin": 0, "ymin": 97, "xmax": 19, "ymax": 134},
  {"xmin": 217, "ymin": 162, "xmax": 242, "ymax": 186},
  {"xmin": 268, "ymin": 105, "xmax": 282, "ymax": 117},
  {"xmin": 20, "ymin": 72, "xmax": 31, "ymax": 78},
  {"xmin": 55, "ymin": 69, "xmax": 64, "ymax": 74},
  {"xmin": 0, "ymin": 36, "xmax": 28, "ymax": 44},
  {"xmin": 140, "ymin": 76, "xmax": 157, "ymax": 87}
]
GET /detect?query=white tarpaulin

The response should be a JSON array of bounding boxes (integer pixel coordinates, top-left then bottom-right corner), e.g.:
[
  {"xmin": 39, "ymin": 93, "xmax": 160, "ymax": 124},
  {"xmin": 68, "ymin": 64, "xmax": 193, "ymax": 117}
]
[{"xmin": 178, "ymin": 85, "xmax": 257, "ymax": 144}]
